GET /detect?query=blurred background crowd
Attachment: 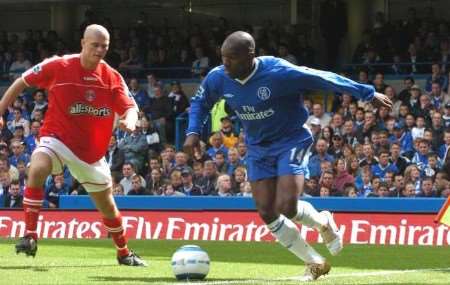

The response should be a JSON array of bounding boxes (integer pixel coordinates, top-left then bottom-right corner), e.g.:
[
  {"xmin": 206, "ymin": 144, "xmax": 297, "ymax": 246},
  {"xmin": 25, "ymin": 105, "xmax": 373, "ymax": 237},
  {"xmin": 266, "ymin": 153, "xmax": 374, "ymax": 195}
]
[{"xmin": 0, "ymin": 2, "xmax": 450, "ymax": 209}]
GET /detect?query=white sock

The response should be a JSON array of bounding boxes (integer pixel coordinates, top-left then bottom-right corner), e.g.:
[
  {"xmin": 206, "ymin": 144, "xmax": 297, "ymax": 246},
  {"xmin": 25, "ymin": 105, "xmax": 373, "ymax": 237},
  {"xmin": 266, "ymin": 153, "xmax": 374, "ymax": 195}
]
[
  {"xmin": 268, "ymin": 215, "xmax": 325, "ymax": 264},
  {"xmin": 293, "ymin": 200, "xmax": 328, "ymax": 230}
]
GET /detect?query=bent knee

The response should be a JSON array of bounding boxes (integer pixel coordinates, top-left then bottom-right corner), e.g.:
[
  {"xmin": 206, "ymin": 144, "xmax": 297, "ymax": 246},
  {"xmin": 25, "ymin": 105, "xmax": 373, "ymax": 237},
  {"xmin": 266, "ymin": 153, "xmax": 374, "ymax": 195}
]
[
  {"xmin": 27, "ymin": 153, "xmax": 53, "ymax": 185},
  {"xmin": 276, "ymin": 202, "xmax": 298, "ymax": 220},
  {"xmin": 257, "ymin": 207, "xmax": 278, "ymax": 224},
  {"xmin": 30, "ymin": 152, "xmax": 52, "ymax": 171}
]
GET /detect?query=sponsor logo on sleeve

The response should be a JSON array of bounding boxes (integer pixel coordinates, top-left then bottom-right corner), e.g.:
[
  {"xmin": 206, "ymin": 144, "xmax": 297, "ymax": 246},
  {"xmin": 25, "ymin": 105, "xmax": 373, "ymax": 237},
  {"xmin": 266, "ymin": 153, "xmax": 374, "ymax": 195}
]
[{"xmin": 32, "ymin": 64, "xmax": 42, "ymax": 74}]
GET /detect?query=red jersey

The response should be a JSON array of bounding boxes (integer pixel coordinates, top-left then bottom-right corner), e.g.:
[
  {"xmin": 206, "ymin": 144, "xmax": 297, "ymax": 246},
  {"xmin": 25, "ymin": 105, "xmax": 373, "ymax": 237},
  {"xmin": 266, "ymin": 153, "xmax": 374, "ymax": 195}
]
[{"xmin": 22, "ymin": 54, "xmax": 136, "ymax": 163}]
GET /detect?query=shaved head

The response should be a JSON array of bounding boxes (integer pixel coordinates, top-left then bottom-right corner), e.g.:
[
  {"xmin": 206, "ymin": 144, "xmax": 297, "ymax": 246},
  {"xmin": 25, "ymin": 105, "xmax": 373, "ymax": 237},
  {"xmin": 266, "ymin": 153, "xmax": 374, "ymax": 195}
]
[
  {"xmin": 83, "ymin": 24, "xmax": 110, "ymax": 40},
  {"xmin": 80, "ymin": 24, "xmax": 110, "ymax": 69},
  {"xmin": 222, "ymin": 31, "xmax": 255, "ymax": 54},
  {"xmin": 221, "ymin": 31, "xmax": 256, "ymax": 79}
]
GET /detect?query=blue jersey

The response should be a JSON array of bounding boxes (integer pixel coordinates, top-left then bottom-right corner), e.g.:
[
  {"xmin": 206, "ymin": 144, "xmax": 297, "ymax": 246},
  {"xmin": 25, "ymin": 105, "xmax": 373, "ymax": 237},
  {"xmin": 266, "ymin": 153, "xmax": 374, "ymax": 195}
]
[
  {"xmin": 371, "ymin": 163, "xmax": 399, "ymax": 178},
  {"xmin": 187, "ymin": 56, "xmax": 375, "ymax": 146}
]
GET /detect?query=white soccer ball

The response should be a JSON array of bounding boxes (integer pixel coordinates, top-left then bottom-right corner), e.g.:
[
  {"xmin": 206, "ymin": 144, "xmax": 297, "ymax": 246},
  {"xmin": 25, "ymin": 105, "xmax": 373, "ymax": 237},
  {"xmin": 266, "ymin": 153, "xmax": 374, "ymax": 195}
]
[{"xmin": 171, "ymin": 245, "xmax": 210, "ymax": 280}]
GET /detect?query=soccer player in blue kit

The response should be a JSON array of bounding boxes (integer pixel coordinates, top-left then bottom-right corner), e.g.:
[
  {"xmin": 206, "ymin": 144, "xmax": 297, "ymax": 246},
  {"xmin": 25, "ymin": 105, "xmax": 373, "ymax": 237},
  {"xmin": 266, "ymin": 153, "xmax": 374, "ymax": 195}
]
[{"xmin": 184, "ymin": 31, "xmax": 392, "ymax": 281}]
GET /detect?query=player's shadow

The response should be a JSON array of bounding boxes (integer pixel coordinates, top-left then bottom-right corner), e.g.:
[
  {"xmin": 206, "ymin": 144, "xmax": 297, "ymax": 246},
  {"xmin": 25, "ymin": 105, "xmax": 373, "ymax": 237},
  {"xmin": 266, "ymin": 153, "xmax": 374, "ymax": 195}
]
[
  {"xmin": 325, "ymin": 245, "xmax": 450, "ymax": 271},
  {"xmin": 0, "ymin": 266, "xmax": 50, "ymax": 272},
  {"xmin": 0, "ymin": 264, "xmax": 115, "ymax": 272},
  {"xmin": 90, "ymin": 276, "xmax": 260, "ymax": 283},
  {"xmin": 346, "ymin": 281, "xmax": 434, "ymax": 285}
]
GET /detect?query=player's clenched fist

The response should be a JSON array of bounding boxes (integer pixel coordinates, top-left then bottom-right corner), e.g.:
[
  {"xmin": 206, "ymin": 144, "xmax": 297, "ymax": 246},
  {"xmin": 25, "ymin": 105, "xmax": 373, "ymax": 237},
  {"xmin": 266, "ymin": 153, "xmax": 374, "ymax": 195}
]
[{"xmin": 118, "ymin": 109, "xmax": 139, "ymax": 132}]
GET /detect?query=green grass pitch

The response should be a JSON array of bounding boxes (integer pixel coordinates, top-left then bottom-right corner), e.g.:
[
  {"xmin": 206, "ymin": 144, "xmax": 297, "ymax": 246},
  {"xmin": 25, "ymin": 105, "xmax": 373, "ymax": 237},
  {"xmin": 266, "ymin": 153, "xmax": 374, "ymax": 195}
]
[{"xmin": 0, "ymin": 239, "xmax": 449, "ymax": 284}]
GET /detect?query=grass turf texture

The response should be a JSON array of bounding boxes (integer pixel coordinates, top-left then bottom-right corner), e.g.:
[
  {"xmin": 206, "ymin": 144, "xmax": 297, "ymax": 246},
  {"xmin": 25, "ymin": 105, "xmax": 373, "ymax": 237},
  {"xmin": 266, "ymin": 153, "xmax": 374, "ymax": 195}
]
[{"xmin": 0, "ymin": 239, "xmax": 449, "ymax": 284}]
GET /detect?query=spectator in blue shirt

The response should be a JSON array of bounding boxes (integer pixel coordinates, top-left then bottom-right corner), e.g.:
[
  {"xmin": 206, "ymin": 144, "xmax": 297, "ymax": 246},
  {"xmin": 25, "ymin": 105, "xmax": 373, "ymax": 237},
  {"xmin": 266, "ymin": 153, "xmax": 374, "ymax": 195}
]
[
  {"xmin": 45, "ymin": 174, "xmax": 70, "ymax": 208},
  {"xmin": 356, "ymin": 169, "xmax": 373, "ymax": 197},
  {"xmin": 439, "ymin": 129, "xmax": 450, "ymax": 160},
  {"xmin": 425, "ymin": 63, "xmax": 447, "ymax": 93},
  {"xmin": 390, "ymin": 142, "xmax": 409, "ymax": 174},
  {"xmin": 393, "ymin": 121, "xmax": 413, "ymax": 155},
  {"xmin": 24, "ymin": 120, "xmax": 40, "ymax": 155},
  {"xmin": 308, "ymin": 138, "xmax": 335, "ymax": 178},
  {"xmin": 443, "ymin": 103, "xmax": 450, "ymax": 128},
  {"xmin": 128, "ymin": 78, "xmax": 150, "ymax": 109},
  {"xmin": 237, "ymin": 142, "xmax": 248, "ymax": 166},
  {"xmin": 372, "ymin": 149, "xmax": 399, "ymax": 178},
  {"xmin": 226, "ymin": 147, "xmax": 243, "ymax": 176},
  {"xmin": 207, "ymin": 132, "xmax": 228, "ymax": 159},
  {"xmin": 411, "ymin": 138, "xmax": 430, "ymax": 175},
  {"xmin": 8, "ymin": 140, "xmax": 30, "ymax": 167}
]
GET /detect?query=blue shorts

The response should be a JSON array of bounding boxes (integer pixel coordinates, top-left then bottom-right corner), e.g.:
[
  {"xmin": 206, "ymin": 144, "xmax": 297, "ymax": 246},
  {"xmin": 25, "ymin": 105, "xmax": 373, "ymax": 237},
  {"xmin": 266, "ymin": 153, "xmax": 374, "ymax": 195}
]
[{"xmin": 246, "ymin": 134, "xmax": 313, "ymax": 182}]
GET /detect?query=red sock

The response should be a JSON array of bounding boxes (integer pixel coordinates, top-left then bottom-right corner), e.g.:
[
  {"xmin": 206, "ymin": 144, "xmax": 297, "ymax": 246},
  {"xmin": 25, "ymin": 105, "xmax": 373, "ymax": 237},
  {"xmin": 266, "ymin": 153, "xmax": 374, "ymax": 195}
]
[
  {"xmin": 103, "ymin": 214, "xmax": 129, "ymax": 257},
  {"xmin": 23, "ymin": 187, "xmax": 44, "ymax": 240}
]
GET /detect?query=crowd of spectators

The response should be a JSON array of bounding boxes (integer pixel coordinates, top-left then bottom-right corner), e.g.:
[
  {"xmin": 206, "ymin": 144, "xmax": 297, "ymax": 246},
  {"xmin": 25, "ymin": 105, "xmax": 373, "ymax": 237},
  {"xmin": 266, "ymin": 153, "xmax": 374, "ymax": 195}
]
[
  {"xmin": 352, "ymin": 7, "xmax": 450, "ymax": 75},
  {"xmin": 0, "ymin": 10, "xmax": 316, "ymax": 81},
  {"xmin": 304, "ymin": 79, "xmax": 450, "ymax": 198},
  {"xmin": 4, "ymin": 6, "xmax": 450, "ymax": 79},
  {"xmin": 0, "ymin": 10, "xmax": 450, "ymax": 208},
  {"xmin": 0, "ymin": 67, "xmax": 449, "ymax": 209}
]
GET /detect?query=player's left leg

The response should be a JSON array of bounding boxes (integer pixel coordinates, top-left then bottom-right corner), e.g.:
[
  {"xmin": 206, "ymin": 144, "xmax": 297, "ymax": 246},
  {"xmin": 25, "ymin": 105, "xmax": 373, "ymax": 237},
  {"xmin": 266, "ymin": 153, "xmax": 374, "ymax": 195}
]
[
  {"xmin": 279, "ymin": 139, "xmax": 343, "ymax": 256},
  {"xmin": 89, "ymin": 189, "xmax": 147, "ymax": 266},
  {"xmin": 277, "ymin": 142, "xmax": 329, "ymax": 231},
  {"xmin": 293, "ymin": 175, "xmax": 343, "ymax": 256}
]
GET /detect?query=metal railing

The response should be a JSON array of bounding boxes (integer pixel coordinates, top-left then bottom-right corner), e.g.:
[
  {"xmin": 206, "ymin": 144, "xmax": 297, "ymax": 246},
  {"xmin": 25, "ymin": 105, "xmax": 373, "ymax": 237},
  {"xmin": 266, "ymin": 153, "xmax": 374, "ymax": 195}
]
[
  {"xmin": 175, "ymin": 112, "xmax": 242, "ymax": 151},
  {"xmin": 342, "ymin": 61, "xmax": 434, "ymax": 75},
  {"xmin": 116, "ymin": 66, "xmax": 201, "ymax": 79}
]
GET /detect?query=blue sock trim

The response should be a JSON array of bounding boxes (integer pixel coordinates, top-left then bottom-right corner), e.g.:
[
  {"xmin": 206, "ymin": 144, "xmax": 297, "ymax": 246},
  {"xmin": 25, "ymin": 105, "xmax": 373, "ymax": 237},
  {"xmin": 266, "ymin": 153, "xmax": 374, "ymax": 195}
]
[{"xmin": 269, "ymin": 219, "xmax": 285, "ymax": 233}]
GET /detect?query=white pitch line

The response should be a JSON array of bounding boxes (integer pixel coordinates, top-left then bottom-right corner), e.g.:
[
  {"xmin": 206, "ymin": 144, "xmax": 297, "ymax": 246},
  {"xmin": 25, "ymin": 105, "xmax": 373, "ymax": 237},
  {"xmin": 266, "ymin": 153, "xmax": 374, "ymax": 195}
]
[
  {"xmin": 157, "ymin": 267, "xmax": 450, "ymax": 285},
  {"xmin": 285, "ymin": 267, "xmax": 450, "ymax": 280}
]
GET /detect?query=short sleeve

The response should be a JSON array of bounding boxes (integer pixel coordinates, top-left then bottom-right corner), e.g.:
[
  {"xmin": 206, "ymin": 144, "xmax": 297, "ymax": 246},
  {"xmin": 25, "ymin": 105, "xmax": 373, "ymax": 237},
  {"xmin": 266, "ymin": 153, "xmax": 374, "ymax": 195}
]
[
  {"xmin": 22, "ymin": 56, "xmax": 59, "ymax": 89},
  {"xmin": 111, "ymin": 71, "xmax": 137, "ymax": 116}
]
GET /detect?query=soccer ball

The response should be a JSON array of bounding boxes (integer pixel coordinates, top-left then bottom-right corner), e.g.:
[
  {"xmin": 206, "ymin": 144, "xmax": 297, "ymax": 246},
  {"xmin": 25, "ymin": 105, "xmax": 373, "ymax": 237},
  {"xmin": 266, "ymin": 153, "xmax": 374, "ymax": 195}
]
[{"xmin": 171, "ymin": 245, "xmax": 210, "ymax": 280}]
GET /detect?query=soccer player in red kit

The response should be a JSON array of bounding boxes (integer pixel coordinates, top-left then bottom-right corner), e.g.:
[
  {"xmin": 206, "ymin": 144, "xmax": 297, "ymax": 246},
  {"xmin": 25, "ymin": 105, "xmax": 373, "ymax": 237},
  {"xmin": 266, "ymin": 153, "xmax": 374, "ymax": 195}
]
[{"xmin": 0, "ymin": 24, "xmax": 147, "ymax": 266}]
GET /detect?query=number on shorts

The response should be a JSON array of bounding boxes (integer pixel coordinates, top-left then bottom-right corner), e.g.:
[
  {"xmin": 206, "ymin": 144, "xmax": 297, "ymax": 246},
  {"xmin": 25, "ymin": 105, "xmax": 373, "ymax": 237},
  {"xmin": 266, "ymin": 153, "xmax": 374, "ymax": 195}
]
[{"xmin": 289, "ymin": 147, "xmax": 307, "ymax": 164}]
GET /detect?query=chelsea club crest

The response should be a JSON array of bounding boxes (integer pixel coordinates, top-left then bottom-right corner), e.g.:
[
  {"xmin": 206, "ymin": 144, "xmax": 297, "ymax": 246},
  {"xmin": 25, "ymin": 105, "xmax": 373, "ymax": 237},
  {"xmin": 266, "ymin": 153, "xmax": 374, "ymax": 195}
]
[{"xmin": 257, "ymin": 86, "xmax": 271, "ymax": 101}]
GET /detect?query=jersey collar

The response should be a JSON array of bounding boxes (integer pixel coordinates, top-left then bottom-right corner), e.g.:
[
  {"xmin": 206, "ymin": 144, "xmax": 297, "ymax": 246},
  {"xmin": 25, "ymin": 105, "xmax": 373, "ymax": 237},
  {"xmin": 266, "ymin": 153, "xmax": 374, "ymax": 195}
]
[{"xmin": 234, "ymin": 58, "xmax": 259, "ymax": 85}]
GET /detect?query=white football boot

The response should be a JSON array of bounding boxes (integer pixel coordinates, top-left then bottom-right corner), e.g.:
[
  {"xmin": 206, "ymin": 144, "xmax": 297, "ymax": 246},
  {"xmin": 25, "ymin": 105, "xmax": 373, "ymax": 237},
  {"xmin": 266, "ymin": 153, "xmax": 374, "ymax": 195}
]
[
  {"xmin": 301, "ymin": 261, "xmax": 331, "ymax": 281},
  {"xmin": 319, "ymin": 211, "xmax": 343, "ymax": 256}
]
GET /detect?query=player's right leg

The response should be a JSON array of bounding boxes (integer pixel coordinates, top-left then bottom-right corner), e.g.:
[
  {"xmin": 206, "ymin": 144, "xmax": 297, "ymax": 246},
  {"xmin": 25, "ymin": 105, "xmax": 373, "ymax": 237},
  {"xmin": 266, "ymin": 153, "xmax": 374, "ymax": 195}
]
[
  {"xmin": 15, "ymin": 151, "xmax": 53, "ymax": 257},
  {"xmin": 251, "ymin": 178, "xmax": 328, "ymax": 281},
  {"xmin": 248, "ymin": 143, "xmax": 329, "ymax": 280},
  {"xmin": 274, "ymin": 175, "xmax": 331, "ymax": 281}
]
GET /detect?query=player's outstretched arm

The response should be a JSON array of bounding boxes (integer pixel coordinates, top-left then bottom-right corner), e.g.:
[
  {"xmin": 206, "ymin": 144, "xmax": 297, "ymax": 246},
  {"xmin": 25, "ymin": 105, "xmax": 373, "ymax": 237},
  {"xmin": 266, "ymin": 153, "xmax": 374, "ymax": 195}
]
[
  {"xmin": 372, "ymin": 92, "xmax": 393, "ymax": 110},
  {"xmin": 0, "ymin": 77, "xmax": 28, "ymax": 128},
  {"xmin": 291, "ymin": 66, "xmax": 376, "ymax": 101}
]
